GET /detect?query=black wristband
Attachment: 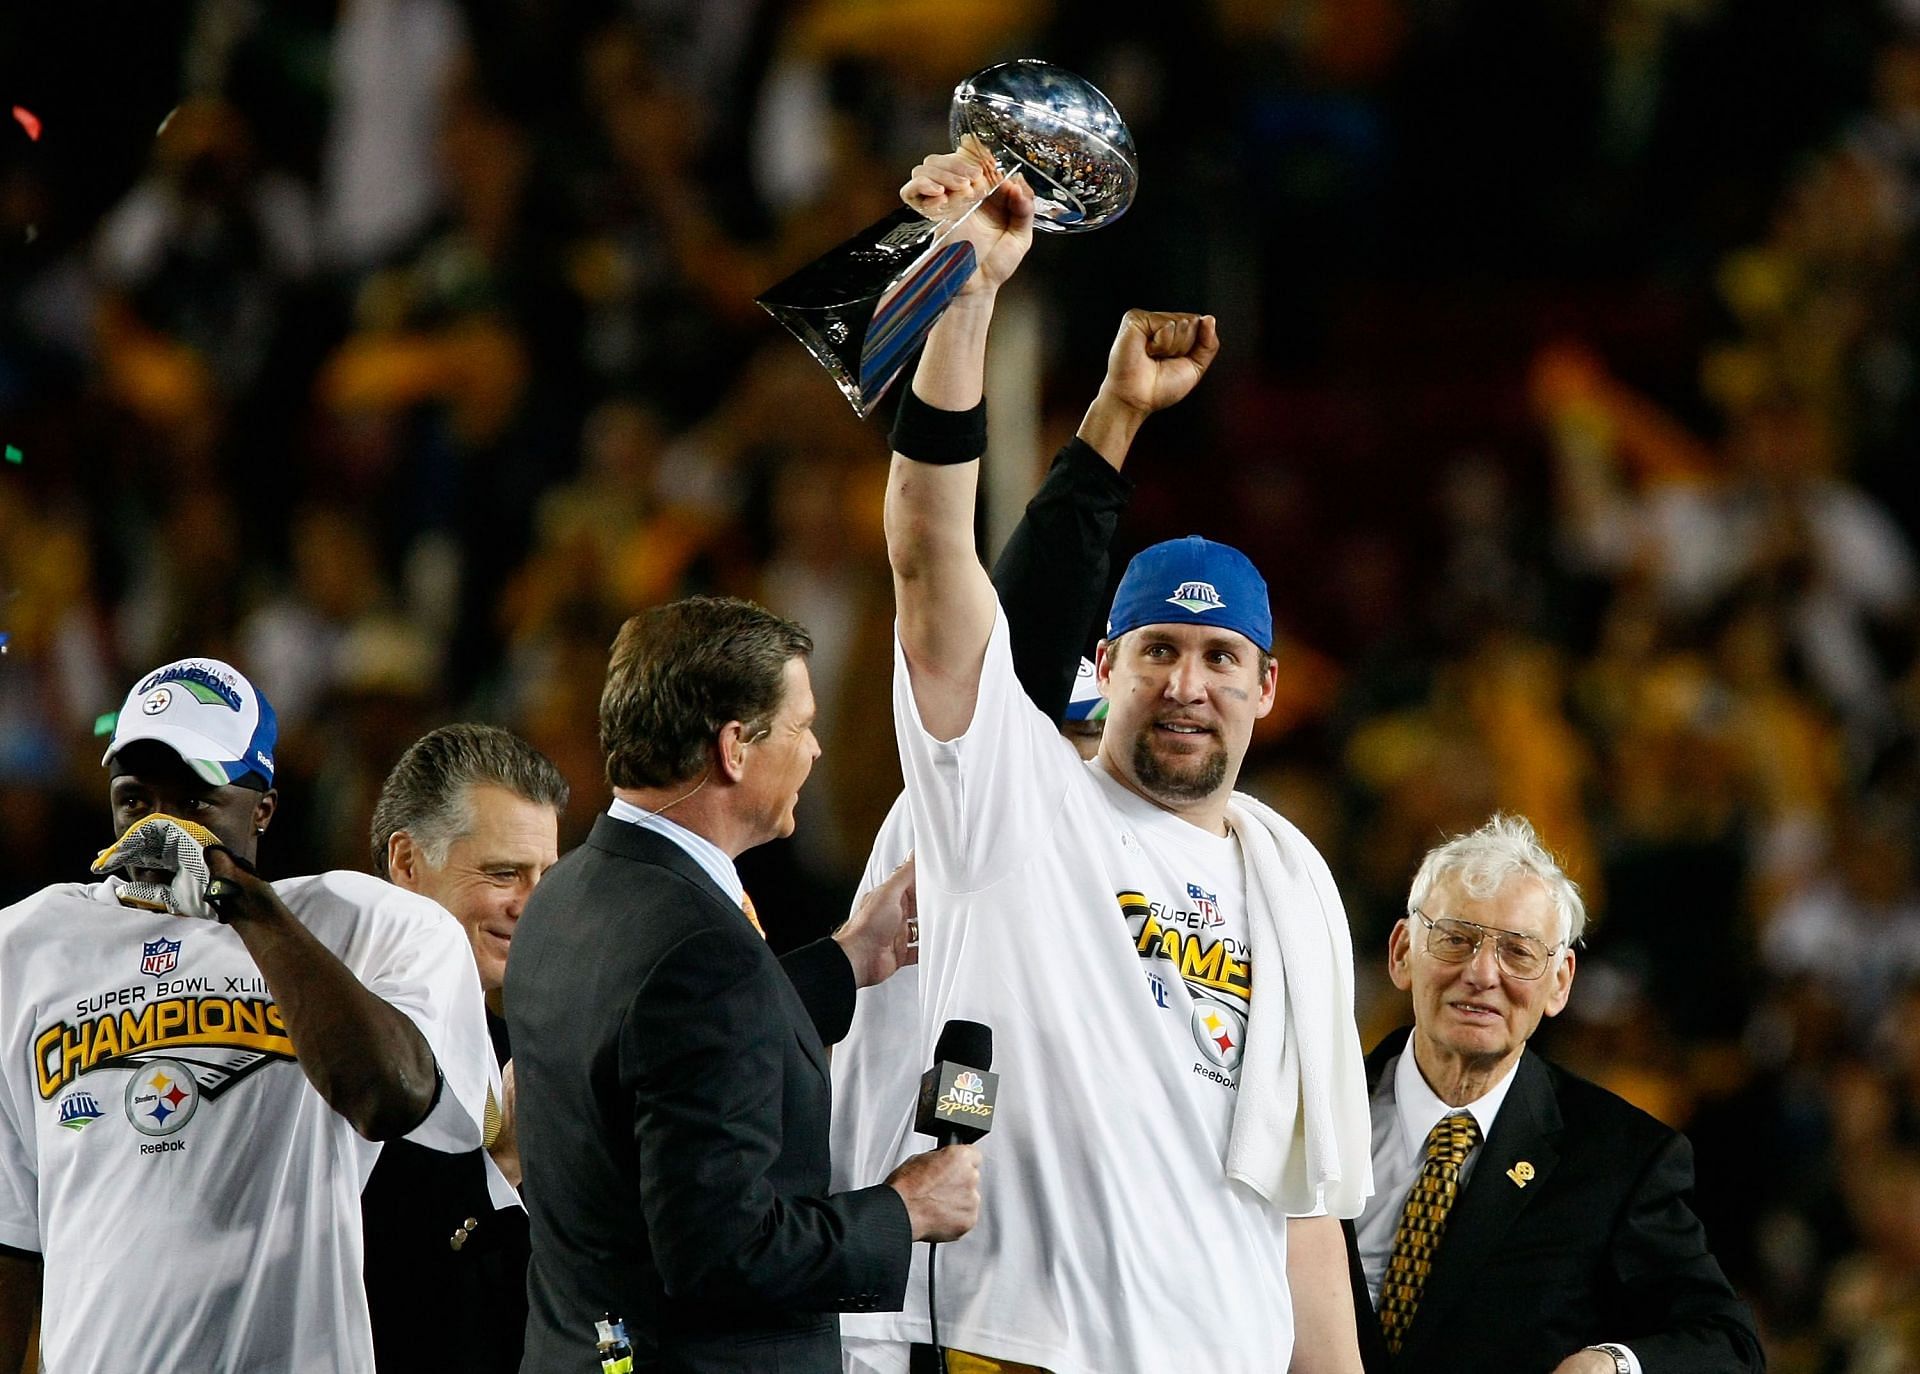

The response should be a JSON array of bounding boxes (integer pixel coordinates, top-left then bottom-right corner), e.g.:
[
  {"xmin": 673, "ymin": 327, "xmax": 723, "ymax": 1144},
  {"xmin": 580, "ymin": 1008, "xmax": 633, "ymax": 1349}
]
[{"xmin": 890, "ymin": 387, "xmax": 986, "ymax": 465}]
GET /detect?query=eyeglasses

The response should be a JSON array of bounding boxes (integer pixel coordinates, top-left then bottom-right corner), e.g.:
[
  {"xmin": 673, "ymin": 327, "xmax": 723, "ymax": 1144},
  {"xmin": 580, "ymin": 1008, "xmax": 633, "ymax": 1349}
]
[{"xmin": 1414, "ymin": 911, "xmax": 1562, "ymax": 981}]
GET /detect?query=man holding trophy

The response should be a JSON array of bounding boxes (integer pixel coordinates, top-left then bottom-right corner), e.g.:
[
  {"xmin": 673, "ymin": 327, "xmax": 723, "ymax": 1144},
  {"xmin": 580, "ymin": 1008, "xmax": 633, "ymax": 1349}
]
[
  {"xmin": 759, "ymin": 62, "xmax": 1372, "ymax": 1373},
  {"xmin": 826, "ymin": 139, "xmax": 1371, "ymax": 1374}
]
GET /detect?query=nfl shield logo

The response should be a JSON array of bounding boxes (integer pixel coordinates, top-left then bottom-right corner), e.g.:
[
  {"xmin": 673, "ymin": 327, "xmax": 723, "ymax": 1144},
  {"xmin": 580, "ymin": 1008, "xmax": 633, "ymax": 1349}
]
[{"xmin": 141, "ymin": 936, "xmax": 181, "ymax": 978}]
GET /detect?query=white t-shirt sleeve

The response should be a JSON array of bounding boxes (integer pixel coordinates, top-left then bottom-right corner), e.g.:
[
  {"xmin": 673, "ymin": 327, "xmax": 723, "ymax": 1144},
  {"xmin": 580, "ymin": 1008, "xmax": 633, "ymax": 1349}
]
[
  {"xmin": 306, "ymin": 874, "xmax": 498, "ymax": 1154},
  {"xmin": 0, "ymin": 899, "xmax": 42, "ymax": 1252},
  {"xmin": 892, "ymin": 604, "xmax": 1081, "ymax": 893},
  {"xmin": 0, "ymin": 1058, "xmax": 38, "ymax": 1253},
  {"xmin": 379, "ymin": 908, "xmax": 496, "ymax": 1155}
]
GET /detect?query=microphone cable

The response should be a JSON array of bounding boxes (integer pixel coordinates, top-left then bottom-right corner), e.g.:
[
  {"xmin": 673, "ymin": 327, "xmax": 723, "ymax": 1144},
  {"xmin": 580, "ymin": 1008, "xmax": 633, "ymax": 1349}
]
[
  {"xmin": 909, "ymin": 1240, "xmax": 947, "ymax": 1373},
  {"xmin": 928, "ymin": 1239, "xmax": 945, "ymax": 1368}
]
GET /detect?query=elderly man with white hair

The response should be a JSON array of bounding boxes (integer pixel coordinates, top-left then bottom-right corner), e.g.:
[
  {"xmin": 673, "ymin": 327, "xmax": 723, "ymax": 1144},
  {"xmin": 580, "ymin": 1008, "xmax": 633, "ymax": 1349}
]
[{"xmin": 1343, "ymin": 813, "xmax": 1764, "ymax": 1374}]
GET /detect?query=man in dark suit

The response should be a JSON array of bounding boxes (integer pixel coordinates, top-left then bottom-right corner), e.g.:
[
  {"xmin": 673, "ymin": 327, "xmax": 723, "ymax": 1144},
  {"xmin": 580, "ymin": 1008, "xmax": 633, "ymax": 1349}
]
[
  {"xmin": 507, "ymin": 596, "xmax": 980, "ymax": 1374},
  {"xmin": 1346, "ymin": 814, "xmax": 1764, "ymax": 1374}
]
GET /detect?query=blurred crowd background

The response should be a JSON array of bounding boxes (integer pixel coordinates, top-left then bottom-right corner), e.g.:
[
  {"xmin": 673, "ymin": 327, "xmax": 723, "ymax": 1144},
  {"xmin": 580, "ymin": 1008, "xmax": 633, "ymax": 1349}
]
[{"xmin": 5, "ymin": 0, "xmax": 1920, "ymax": 1367}]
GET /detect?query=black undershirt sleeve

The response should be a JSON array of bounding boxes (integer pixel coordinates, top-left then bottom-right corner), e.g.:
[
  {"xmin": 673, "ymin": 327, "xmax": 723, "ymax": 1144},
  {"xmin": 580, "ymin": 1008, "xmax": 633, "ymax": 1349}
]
[{"xmin": 989, "ymin": 436, "xmax": 1135, "ymax": 722}]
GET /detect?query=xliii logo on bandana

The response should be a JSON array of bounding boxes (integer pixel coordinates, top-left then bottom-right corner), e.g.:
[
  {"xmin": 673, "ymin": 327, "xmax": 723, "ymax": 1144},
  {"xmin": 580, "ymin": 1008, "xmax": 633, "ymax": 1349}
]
[{"xmin": 1165, "ymin": 580, "xmax": 1225, "ymax": 614}]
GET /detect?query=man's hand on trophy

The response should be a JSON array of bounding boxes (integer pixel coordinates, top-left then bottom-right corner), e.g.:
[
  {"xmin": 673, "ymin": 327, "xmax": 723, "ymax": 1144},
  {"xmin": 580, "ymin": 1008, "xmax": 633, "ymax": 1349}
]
[
  {"xmin": 900, "ymin": 134, "xmax": 1034, "ymax": 296},
  {"xmin": 1098, "ymin": 310, "xmax": 1222, "ymax": 418}
]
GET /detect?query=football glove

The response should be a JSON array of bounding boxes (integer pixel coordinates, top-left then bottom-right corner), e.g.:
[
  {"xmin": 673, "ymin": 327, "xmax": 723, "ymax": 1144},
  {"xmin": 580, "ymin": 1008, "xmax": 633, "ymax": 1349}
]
[{"xmin": 92, "ymin": 813, "xmax": 224, "ymax": 920}]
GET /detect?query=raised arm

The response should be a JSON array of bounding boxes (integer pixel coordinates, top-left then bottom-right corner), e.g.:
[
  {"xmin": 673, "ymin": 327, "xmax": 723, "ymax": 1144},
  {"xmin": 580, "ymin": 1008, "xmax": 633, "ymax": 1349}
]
[
  {"xmin": 884, "ymin": 143, "xmax": 1035, "ymax": 741},
  {"xmin": 991, "ymin": 310, "xmax": 1220, "ymax": 719}
]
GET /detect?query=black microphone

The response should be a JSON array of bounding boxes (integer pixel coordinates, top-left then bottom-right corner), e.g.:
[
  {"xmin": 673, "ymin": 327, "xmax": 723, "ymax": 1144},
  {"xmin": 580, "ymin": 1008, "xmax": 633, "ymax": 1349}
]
[
  {"xmin": 915, "ymin": 1019, "xmax": 999, "ymax": 1146},
  {"xmin": 911, "ymin": 1020, "xmax": 998, "ymax": 1374}
]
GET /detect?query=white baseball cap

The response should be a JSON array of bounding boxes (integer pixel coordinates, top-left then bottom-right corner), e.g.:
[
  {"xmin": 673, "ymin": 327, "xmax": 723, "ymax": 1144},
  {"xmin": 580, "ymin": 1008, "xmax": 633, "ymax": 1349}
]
[{"xmin": 102, "ymin": 658, "xmax": 278, "ymax": 788}]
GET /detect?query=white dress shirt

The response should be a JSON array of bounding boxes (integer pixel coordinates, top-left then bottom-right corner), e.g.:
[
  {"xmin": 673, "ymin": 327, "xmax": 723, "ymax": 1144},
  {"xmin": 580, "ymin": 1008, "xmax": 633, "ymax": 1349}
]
[
  {"xmin": 607, "ymin": 797, "xmax": 745, "ymax": 906},
  {"xmin": 1354, "ymin": 1045, "xmax": 1641, "ymax": 1374}
]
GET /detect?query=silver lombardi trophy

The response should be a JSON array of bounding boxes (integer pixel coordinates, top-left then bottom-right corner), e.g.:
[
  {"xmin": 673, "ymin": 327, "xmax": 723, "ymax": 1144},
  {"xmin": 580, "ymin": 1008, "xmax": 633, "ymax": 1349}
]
[{"xmin": 756, "ymin": 60, "xmax": 1139, "ymax": 417}]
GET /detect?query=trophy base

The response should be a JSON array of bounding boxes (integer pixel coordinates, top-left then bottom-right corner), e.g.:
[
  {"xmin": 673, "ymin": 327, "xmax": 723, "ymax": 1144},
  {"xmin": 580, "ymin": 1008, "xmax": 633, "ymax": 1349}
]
[{"xmin": 757, "ymin": 206, "xmax": 979, "ymax": 418}]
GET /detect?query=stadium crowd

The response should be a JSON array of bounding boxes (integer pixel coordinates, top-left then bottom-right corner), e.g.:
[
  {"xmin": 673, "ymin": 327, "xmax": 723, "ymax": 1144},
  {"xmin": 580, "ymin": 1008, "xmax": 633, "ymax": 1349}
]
[{"xmin": 5, "ymin": 1, "xmax": 1920, "ymax": 1368}]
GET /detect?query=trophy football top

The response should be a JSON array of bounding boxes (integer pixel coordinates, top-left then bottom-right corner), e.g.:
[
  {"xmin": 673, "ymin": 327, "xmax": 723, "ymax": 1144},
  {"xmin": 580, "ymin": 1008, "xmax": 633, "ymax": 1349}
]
[{"xmin": 951, "ymin": 60, "xmax": 1139, "ymax": 233}]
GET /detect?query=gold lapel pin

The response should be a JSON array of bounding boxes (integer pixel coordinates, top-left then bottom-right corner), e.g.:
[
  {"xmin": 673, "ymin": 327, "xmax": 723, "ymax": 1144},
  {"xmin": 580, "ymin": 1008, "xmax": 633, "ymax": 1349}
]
[{"xmin": 1506, "ymin": 1161, "xmax": 1535, "ymax": 1187}]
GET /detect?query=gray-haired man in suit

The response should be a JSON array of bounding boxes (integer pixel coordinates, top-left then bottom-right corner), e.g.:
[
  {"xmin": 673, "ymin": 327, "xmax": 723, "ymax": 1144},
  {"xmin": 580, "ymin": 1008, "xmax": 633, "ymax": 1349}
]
[{"xmin": 1346, "ymin": 814, "xmax": 1764, "ymax": 1374}]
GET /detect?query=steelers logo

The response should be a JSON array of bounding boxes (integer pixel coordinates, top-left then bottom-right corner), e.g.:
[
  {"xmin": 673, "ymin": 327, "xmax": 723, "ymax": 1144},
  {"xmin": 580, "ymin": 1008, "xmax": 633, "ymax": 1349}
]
[
  {"xmin": 124, "ymin": 1059, "xmax": 201, "ymax": 1136},
  {"xmin": 141, "ymin": 688, "xmax": 173, "ymax": 715},
  {"xmin": 1191, "ymin": 1000, "xmax": 1246, "ymax": 1072}
]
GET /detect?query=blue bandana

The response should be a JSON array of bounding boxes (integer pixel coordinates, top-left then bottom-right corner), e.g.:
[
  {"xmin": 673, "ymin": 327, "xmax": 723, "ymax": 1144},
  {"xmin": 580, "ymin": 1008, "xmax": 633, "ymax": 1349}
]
[{"xmin": 1106, "ymin": 536, "xmax": 1272, "ymax": 653}]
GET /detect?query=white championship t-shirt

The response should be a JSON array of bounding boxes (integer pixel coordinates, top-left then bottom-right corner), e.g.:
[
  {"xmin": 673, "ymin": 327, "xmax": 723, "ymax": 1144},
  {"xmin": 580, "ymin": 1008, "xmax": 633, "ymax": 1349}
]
[
  {"xmin": 830, "ymin": 794, "xmax": 920, "ymax": 1201},
  {"xmin": 840, "ymin": 608, "xmax": 1297, "ymax": 1374},
  {"xmin": 0, "ymin": 871, "xmax": 497, "ymax": 1374}
]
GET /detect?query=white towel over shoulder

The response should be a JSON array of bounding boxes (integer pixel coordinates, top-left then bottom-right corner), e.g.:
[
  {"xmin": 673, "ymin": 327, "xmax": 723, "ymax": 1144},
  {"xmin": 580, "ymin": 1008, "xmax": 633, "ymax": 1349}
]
[{"xmin": 1223, "ymin": 792, "xmax": 1374, "ymax": 1218}]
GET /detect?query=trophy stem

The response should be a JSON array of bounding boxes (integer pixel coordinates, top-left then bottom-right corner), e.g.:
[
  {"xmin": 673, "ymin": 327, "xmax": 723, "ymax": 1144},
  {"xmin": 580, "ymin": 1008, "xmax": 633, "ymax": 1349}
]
[{"xmin": 757, "ymin": 205, "xmax": 982, "ymax": 417}]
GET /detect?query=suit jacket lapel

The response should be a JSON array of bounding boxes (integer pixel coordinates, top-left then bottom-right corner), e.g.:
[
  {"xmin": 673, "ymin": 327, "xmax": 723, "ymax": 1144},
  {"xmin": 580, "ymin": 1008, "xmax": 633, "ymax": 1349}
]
[
  {"xmin": 1394, "ymin": 1049, "xmax": 1562, "ymax": 1368},
  {"xmin": 586, "ymin": 813, "xmax": 741, "ymax": 911},
  {"xmin": 1366, "ymin": 1027, "xmax": 1411, "ymax": 1087},
  {"xmin": 585, "ymin": 814, "xmax": 832, "ymax": 1078}
]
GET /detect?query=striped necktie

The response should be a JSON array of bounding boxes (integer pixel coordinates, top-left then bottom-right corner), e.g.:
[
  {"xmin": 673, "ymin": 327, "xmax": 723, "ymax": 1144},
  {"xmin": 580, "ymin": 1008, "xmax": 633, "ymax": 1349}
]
[
  {"xmin": 1378, "ymin": 1111, "xmax": 1481, "ymax": 1353},
  {"xmin": 740, "ymin": 890, "xmax": 765, "ymax": 939}
]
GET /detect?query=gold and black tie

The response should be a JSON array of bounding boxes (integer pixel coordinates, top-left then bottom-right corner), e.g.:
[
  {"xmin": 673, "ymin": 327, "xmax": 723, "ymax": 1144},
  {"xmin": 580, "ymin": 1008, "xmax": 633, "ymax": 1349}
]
[{"xmin": 1378, "ymin": 1111, "xmax": 1481, "ymax": 1353}]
